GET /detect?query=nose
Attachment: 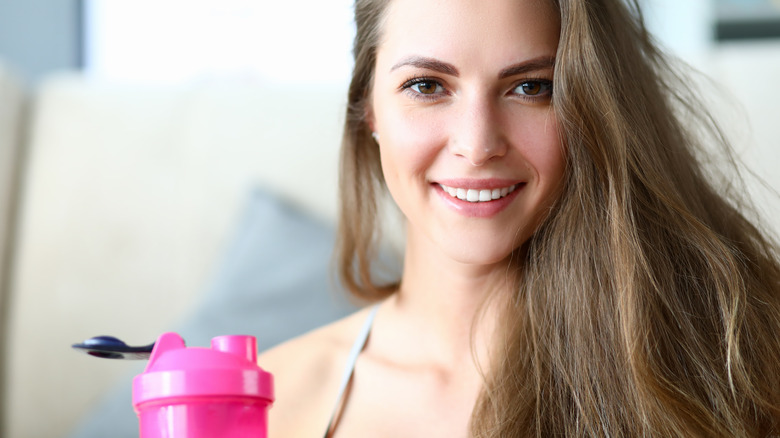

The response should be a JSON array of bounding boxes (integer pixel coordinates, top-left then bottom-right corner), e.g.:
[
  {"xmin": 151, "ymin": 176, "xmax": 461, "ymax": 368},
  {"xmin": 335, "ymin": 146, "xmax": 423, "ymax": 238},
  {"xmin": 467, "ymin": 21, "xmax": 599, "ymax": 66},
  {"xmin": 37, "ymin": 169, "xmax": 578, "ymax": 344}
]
[{"xmin": 448, "ymin": 97, "xmax": 507, "ymax": 166}]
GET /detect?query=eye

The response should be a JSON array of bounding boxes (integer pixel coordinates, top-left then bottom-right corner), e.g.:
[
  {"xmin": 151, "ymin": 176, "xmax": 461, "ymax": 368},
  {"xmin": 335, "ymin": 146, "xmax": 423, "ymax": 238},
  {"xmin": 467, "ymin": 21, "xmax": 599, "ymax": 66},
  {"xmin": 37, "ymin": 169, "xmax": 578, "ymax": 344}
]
[
  {"xmin": 402, "ymin": 78, "xmax": 445, "ymax": 97},
  {"xmin": 413, "ymin": 81, "xmax": 441, "ymax": 94},
  {"xmin": 513, "ymin": 80, "xmax": 552, "ymax": 97}
]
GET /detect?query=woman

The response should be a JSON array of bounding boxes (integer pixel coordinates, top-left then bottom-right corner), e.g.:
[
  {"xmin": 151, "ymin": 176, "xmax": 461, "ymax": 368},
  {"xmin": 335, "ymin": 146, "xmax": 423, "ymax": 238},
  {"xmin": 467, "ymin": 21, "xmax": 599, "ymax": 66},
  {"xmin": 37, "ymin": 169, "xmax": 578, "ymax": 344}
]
[{"xmin": 260, "ymin": 0, "xmax": 780, "ymax": 436}]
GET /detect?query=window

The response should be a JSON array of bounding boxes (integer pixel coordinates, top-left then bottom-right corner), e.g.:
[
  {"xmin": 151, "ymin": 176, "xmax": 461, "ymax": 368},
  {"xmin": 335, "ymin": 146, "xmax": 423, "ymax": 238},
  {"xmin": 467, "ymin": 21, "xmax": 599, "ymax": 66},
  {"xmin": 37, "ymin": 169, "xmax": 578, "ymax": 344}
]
[
  {"xmin": 716, "ymin": 0, "xmax": 780, "ymax": 40},
  {"xmin": 83, "ymin": 0, "xmax": 355, "ymax": 85}
]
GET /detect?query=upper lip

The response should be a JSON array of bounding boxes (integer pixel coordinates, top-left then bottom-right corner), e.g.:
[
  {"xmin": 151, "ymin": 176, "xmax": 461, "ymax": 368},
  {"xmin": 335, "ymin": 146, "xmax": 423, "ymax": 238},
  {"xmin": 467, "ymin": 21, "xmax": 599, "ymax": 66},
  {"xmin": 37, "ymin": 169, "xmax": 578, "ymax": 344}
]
[{"xmin": 433, "ymin": 178, "xmax": 524, "ymax": 190}]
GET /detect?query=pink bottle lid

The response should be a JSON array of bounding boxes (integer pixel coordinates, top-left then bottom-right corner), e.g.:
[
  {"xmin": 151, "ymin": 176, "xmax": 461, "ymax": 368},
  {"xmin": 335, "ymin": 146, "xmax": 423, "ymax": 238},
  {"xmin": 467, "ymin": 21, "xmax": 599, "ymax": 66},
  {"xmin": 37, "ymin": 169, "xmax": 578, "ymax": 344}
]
[{"xmin": 132, "ymin": 332, "xmax": 274, "ymax": 408}]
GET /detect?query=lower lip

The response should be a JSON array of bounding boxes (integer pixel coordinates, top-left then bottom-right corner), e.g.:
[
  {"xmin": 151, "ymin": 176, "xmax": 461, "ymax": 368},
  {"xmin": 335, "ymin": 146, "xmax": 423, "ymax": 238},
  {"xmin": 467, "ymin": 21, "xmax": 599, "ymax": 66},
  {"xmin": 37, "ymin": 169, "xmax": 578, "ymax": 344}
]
[{"xmin": 434, "ymin": 183, "xmax": 524, "ymax": 218}]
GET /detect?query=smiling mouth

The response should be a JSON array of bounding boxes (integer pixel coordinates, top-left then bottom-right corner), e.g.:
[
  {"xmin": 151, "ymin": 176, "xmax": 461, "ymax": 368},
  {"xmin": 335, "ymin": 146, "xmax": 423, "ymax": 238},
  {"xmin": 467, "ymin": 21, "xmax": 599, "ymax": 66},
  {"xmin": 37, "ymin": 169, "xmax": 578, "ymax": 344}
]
[{"xmin": 438, "ymin": 183, "xmax": 521, "ymax": 203}]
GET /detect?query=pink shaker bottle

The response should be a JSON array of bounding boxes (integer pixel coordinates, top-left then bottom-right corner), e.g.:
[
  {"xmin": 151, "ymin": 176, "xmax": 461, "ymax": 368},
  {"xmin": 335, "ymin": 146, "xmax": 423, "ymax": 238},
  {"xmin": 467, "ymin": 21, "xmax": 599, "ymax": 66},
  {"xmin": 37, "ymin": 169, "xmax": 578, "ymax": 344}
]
[{"xmin": 132, "ymin": 332, "xmax": 274, "ymax": 438}]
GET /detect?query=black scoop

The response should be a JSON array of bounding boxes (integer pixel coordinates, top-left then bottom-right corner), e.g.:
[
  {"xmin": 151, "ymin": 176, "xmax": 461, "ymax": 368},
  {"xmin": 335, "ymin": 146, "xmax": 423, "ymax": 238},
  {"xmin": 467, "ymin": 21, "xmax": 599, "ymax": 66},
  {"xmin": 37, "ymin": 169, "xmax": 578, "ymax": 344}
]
[{"xmin": 72, "ymin": 335, "xmax": 156, "ymax": 360}]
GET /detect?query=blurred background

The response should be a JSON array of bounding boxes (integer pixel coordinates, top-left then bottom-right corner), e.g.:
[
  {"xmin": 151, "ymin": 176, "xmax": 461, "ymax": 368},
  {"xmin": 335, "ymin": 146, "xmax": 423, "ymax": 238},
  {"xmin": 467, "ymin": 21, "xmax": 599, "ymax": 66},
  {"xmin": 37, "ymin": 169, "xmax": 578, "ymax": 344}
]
[
  {"xmin": 0, "ymin": 0, "xmax": 778, "ymax": 437},
  {"xmin": 0, "ymin": 0, "xmax": 355, "ymax": 86},
  {"xmin": 2, "ymin": 0, "xmax": 780, "ymax": 85}
]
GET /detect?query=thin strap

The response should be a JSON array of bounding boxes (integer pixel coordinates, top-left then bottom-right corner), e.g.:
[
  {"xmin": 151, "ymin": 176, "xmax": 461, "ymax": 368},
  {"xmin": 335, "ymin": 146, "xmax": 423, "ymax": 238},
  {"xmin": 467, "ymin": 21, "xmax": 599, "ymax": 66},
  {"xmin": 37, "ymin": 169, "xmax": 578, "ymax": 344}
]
[{"xmin": 324, "ymin": 304, "xmax": 380, "ymax": 438}]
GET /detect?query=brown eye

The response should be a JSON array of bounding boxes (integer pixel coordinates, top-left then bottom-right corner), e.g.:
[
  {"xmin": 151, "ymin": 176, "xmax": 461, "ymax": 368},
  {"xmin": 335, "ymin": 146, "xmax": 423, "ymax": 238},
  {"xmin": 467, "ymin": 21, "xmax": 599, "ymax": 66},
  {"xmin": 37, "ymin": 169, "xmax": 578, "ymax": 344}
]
[
  {"xmin": 521, "ymin": 82, "xmax": 541, "ymax": 95},
  {"xmin": 413, "ymin": 81, "xmax": 440, "ymax": 94},
  {"xmin": 401, "ymin": 78, "xmax": 446, "ymax": 99},
  {"xmin": 514, "ymin": 80, "xmax": 552, "ymax": 97}
]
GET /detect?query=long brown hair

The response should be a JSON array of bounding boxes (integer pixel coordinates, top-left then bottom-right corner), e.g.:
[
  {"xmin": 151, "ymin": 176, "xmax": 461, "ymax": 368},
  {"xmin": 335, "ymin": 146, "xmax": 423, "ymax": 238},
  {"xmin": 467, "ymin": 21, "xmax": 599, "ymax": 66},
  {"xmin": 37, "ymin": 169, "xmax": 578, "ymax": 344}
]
[{"xmin": 336, "ymin": 0, "xmax": 780, "ymax": 436}]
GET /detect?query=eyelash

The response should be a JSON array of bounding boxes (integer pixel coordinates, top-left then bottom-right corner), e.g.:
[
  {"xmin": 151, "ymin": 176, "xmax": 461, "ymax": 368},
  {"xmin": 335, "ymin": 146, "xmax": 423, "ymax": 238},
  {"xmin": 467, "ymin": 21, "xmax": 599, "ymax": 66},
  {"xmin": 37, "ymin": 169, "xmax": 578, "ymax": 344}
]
[
  {"xmin": 399, "ymin": 76, "xmax": 447, "ymax": 101},
  {"xmin": 399, "ymin": 76, "xmax": 554, "ymax": 103},
  {"xmin": 514, "ymin": 78, "xmax": 553, "ymax": 100}
]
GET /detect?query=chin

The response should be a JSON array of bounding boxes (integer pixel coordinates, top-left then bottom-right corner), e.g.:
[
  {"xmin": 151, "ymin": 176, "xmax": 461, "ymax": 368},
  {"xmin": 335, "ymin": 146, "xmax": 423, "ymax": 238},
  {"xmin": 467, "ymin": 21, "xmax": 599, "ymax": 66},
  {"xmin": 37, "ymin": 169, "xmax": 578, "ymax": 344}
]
[{"xmin": 444, "ymin": 240, "xmax": 524, "ymax": 267}]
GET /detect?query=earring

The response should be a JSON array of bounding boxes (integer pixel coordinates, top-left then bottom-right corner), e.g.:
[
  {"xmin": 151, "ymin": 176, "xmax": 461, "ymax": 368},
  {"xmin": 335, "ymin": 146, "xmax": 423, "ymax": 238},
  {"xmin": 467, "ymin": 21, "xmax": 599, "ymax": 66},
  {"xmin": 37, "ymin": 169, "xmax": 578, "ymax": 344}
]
[{"xmin": 371, "ymin": 132, "xmax": 380, "ymax": 142}]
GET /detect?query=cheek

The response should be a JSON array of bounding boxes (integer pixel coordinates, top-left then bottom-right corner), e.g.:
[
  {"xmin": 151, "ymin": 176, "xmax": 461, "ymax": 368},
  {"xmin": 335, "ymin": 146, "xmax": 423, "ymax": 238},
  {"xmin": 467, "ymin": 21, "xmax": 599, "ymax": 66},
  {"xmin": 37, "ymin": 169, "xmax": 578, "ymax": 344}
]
[
  {"xmin": 376, "ymin": 108, "xmax": 447, "ymax": 179},
  {"xmin": 514, "ymin": 112, "xmax": 564, "ymax": 182}
]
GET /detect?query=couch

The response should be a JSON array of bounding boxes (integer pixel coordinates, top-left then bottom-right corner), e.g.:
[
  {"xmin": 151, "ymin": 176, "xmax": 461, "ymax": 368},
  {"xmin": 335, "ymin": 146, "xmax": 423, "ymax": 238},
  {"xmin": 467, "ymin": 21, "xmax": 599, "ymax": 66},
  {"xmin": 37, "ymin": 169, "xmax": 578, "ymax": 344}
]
[
  {"xmin": 0, "ymin": 68, "xmax": 377, "ymax": 438},
  {"xmin": 0, "ymin": 41, "xmax": 779, "ymax": 438}
]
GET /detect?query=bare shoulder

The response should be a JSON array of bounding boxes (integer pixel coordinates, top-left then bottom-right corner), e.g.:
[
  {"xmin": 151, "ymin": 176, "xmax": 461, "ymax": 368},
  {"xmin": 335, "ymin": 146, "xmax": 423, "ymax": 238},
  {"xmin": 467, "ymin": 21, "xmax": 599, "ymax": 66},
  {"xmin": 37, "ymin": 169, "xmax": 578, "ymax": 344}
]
[{"xmin": 258, "ymin": 306, "xmax": 376, "ymax": 438}]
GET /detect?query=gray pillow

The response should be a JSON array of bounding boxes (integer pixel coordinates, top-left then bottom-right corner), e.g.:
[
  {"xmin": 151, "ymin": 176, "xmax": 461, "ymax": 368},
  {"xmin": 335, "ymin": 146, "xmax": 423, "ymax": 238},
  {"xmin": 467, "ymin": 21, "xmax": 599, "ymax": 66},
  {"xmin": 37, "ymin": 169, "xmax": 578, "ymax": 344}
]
[
  {"xmin": 67, "ymin": 188, "xmax": 361, "ymax": 438},
  {"xmin": 177, "ymin": 187, "xmax": 360, "ymax": 348}
]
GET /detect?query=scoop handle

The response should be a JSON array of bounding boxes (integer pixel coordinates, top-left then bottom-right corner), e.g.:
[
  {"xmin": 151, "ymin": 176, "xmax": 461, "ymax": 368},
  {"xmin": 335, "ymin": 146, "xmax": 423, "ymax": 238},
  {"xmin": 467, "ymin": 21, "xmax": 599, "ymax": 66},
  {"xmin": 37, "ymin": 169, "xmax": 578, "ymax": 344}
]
[{"xmin": 72, "ymin": 335, "xmax": 156, "ymax": 360}]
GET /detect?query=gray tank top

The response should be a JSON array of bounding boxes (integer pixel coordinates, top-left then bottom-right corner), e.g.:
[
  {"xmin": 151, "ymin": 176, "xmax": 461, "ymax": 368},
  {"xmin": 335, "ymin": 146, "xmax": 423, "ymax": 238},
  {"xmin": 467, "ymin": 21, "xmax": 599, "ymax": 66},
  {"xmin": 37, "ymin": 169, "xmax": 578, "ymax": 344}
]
[{"xmin": 323, "ymin": 304, "xmax": 380, "ymax": 437}]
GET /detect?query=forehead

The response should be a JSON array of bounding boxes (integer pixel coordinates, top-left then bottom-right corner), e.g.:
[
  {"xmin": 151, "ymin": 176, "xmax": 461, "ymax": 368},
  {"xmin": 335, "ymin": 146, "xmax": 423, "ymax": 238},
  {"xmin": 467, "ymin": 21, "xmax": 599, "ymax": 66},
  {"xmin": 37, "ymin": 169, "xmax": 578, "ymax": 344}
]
[{"xmin": 377, "ymin": 0, "xmax": 560, "ymax": 68}]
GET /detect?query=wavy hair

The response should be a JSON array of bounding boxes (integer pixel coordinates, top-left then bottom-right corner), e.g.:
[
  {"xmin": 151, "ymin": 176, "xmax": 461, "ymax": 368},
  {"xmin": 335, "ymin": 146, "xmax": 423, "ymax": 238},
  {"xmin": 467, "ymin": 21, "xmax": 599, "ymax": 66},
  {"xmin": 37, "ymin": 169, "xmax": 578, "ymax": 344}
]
[{"xmin": 336, "ymin": 0, "xmax": 780, "ymax": 436}]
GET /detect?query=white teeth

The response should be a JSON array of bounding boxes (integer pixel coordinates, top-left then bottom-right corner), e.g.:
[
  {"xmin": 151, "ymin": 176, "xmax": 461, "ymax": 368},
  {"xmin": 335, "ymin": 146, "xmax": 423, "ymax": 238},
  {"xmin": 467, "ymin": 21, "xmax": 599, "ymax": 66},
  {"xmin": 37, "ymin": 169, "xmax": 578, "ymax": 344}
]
[{"xmin": 439, "ymin": 183, "xmax": 518, "ymax": 203}]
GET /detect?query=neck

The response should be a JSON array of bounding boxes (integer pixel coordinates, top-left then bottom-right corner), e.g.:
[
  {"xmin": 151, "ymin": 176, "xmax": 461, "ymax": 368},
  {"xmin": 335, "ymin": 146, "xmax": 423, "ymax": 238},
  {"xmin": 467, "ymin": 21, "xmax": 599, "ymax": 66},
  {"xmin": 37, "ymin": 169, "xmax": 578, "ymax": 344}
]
[{"xmin": 383, "ymin": 227, "xmax": 514, "ymax": 372}]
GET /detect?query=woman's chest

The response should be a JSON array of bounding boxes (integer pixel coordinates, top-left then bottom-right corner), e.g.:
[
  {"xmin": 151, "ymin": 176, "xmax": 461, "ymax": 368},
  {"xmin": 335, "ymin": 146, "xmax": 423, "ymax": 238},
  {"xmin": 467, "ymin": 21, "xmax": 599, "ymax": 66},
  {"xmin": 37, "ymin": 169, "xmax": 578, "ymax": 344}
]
[{"xmin": 330, "ymin": 361, "xmax": 480, "ymax": 438}]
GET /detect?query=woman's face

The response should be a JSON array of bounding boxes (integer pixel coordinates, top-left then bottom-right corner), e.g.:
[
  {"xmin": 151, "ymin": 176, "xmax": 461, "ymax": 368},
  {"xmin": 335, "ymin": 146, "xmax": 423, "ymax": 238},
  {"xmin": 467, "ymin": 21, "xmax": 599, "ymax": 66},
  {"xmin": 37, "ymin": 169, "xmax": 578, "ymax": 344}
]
[{"xmin": 370, "ymin": 0, "xmax": 564, "ymax": 266}]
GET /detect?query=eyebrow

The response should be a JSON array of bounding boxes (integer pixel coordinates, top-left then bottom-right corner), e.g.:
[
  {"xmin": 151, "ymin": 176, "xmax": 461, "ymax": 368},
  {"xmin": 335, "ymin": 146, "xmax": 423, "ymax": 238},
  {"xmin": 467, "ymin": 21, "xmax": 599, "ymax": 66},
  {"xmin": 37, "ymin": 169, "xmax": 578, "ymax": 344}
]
[
  {"xmin": 498, "ymin": 56, "xmax": 556, "ymax": 79},
  {"xmin": 389, "ymin": 55, "xmax": 556, "ymax": 79},
  {"xmin": 390, "ymin": 56, "xmax": 459, "ymax": 75}
]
